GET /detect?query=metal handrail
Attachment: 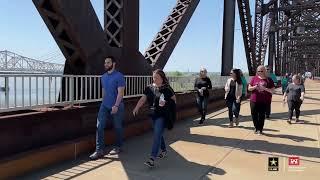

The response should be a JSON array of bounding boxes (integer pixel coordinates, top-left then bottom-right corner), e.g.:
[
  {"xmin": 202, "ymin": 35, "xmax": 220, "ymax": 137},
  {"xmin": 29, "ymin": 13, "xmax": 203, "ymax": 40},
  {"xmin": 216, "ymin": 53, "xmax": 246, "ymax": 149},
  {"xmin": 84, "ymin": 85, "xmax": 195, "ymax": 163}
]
[{"xmin": 0, "ymin": 74, "xmax": 229, "ymax": 113}]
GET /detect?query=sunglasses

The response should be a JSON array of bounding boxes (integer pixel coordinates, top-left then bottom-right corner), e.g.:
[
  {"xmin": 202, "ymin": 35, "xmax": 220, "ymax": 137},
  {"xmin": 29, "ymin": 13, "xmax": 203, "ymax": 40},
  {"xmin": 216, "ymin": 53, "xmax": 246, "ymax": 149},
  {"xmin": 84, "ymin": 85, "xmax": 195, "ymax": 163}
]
[{"xmin": 257, "ymin": 71, "xmax": 264, "ymax": 72}]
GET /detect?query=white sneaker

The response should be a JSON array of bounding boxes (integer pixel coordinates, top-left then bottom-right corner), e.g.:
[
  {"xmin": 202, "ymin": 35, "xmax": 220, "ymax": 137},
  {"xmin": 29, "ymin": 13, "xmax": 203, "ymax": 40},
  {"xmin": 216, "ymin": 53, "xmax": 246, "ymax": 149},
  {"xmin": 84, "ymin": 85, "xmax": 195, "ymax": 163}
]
[
  {"xmin": 89, "ymin": 150, "xmax": 104, "ymax": 160},
  {"xmin": 108, "ymin": 147, "xmax": 121, "ymax": 155}
]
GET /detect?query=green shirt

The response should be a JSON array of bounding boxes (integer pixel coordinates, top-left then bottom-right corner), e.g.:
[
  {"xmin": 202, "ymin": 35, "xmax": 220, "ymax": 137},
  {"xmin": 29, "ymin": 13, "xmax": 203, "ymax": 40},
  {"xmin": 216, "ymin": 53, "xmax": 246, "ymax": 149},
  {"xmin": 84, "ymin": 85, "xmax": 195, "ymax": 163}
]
[
  {"xmin": 281, "ymin": 77, "xmax": 288, "ymax": 87},
  {"xmin": 269, "ymin": 73, "xmax": 278, "ymax": 85},
  {"xmin": 241, "ymin": 76, "xmax": 247, "ymax": 95}
]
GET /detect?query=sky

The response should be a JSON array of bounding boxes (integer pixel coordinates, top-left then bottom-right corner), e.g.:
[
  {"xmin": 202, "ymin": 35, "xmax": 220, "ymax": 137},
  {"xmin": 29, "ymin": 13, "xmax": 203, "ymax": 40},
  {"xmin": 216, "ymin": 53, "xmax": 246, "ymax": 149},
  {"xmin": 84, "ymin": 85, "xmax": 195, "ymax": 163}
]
[{"xmin": 0, "ymin": 0, "xmax": 256, "ymax": 73}]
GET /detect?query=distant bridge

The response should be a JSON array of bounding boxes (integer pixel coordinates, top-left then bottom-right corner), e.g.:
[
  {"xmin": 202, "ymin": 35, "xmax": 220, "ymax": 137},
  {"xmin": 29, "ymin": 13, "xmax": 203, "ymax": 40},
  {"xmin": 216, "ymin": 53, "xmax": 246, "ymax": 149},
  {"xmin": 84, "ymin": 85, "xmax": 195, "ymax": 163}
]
[{"xmin": 0, "ymin": 50, "xmax": 64, "ymax": 74}]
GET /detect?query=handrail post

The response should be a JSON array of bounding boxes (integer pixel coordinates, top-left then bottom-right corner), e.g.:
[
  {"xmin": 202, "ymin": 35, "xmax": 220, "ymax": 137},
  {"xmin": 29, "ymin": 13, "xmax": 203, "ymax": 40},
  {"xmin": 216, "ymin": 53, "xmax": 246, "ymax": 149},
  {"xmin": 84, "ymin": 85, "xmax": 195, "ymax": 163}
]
[
  {"xmin": 5, "ymin": 76, "xmax": 9, "ymax": 108},
  {"xmin": 70, "ymin": 76, "xmax": 74, "ymax": 107}
]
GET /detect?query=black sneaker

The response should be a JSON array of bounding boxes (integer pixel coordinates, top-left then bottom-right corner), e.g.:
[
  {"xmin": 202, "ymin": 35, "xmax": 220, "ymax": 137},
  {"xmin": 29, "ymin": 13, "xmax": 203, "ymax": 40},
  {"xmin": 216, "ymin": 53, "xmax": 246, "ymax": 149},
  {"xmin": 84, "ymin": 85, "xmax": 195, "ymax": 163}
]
[
  {"xmin": 144, "ymin": 158, "xmax": 155, "ymax": 168},
  {"xmin": 235, "ymin": 118, "xmax": 239, "ymax": 126},
  {"xmin": 157, "ymin": 151, "xmax": 167, "ymax": 159},
  {"xmin": 199, "ymin": 119, "xmax": 204, "ymax": 124},
  {"xmin": 295, "ymin": 120, "xmax": 304, "ymax": 124},
  {"xmin": 228, "ymin": 121, "xmax": 234, "ymax": 128}
]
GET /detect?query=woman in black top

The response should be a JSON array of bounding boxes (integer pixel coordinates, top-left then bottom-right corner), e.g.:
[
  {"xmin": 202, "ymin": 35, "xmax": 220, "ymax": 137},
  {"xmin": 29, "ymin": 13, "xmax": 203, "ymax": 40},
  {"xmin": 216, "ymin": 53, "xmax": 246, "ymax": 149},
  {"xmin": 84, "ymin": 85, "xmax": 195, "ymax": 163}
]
[
  {"xmin": 283, "ymin": 75, "xmax": 305, "ymax": 124},
  {"xmin": 133, "ymin": 69, "xmax": 176, "ymax": 168},
  {"xmin": 224, "ymin": 69, "xmax": 243, "ymax": 127},
  {"xmin": 194, "ymin": 68, "xmax": 212, "ymax": 124}
]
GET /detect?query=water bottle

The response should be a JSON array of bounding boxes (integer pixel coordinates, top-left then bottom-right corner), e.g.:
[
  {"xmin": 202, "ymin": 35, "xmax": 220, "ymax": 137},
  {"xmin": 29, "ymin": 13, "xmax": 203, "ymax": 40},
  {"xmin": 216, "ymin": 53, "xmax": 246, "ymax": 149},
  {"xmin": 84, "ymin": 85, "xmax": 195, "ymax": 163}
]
[
  {"xmin": 199, "ymin": 89, "xmax": 203, "ymax": 96},
  {"xmin": 159, "ymin": 93, "xmax": 165, "ymax": 107}
]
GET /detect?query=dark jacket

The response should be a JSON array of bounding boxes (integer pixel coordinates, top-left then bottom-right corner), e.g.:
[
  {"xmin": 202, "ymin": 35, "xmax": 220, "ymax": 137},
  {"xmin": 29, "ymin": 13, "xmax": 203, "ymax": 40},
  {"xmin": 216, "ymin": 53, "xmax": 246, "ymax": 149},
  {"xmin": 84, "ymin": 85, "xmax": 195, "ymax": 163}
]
[
  {"xmin": 163, "ymin": 98, "xmax": 176, "ymax": 130},
  {"xmin": 144, "ymin": 84, "xmax": 177, "ymax": 130}
]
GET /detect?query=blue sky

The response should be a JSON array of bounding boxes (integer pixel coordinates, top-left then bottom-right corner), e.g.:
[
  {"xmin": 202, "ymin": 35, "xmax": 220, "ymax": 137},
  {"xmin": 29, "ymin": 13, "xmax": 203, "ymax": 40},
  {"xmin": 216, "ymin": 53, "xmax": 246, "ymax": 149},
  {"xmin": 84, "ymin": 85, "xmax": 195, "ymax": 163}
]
[{"xmin": 0, "ymin": 0, "xmax": 255, "ymax": 72}]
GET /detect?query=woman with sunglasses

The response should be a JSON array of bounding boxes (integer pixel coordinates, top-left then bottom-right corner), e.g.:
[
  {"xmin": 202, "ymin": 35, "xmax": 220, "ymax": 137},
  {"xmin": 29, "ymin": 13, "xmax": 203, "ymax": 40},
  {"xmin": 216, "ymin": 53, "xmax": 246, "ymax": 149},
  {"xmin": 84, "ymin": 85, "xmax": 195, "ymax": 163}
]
[
  {"xmin": 248, "ymin": 65, "xmax": 275, "ymax": 135},
  {"xmin": 224, "ymin": 69, "xmax": 243, "ymax": 127},
  {"xmin": 194, "ymin": 68, "xmax": 212, "ymax": 124}
]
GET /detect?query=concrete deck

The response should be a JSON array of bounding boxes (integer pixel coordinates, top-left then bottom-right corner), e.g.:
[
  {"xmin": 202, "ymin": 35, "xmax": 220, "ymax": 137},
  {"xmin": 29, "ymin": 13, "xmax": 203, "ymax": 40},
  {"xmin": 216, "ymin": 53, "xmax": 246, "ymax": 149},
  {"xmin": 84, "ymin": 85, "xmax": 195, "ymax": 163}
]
[{"xmin": 21, "ymin": 79, "xmax": 320, "ymax": 180}]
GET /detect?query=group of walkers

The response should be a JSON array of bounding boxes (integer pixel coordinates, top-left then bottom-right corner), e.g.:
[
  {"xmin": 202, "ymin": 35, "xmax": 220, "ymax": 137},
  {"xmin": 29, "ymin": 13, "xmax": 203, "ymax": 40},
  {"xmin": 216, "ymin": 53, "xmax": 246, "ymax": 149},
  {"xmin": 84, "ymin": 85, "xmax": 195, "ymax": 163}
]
[
  {"xmin": 88, "ymin": 56, "xmax": 306, "ymax": 168},
  {"xmin": 223, "ymin": 65, "xmax": 305, "ymax": 135},
  {"xmin": 222, "ymin": 65, "xmax": 275, "ymax": 132}
]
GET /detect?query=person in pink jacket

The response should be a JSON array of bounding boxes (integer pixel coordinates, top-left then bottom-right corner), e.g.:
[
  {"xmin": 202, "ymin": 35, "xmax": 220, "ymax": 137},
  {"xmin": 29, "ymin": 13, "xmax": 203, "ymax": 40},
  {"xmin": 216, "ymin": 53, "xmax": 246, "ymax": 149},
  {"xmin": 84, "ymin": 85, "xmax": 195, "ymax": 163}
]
[{"xmin": 248, "ymin": 65, "xmax": 275, "ymax": 135}]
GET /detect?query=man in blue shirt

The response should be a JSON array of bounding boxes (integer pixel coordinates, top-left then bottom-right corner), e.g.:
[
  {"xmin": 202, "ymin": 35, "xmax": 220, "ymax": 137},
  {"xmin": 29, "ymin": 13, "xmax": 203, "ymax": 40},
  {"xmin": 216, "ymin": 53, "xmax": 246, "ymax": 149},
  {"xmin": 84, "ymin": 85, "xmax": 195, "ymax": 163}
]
[{"xmin": 90, "ymin": 56, "xmax": 126, "ymax": 160}]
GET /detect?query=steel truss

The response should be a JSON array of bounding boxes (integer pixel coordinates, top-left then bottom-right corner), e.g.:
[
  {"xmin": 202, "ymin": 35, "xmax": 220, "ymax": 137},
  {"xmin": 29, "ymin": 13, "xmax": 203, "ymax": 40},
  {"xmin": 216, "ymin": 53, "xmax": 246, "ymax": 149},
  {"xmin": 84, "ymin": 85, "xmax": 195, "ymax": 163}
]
[
  {"xmin": 238, "ymin": 0, "xmax": 320, "ymax": 76},
  {"xmin": 0, "ymin": 50, "xmax": 64, "ymax": 73}
]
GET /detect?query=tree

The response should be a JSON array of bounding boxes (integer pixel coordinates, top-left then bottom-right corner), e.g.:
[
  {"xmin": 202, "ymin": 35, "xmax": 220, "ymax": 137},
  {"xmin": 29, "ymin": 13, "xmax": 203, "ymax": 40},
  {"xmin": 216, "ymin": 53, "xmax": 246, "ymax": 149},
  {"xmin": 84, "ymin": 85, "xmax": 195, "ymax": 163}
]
[{"xmin": 171, "ymin": 71, "xmax": 183, "ymax": 77}]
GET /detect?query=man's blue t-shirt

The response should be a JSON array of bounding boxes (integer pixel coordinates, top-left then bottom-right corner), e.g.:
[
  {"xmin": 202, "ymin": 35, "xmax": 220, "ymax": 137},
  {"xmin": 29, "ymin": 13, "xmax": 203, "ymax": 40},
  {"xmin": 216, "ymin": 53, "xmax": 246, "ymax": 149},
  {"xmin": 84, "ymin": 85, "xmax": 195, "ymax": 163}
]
[{"xmin": 101, "ymin": 70, "xmax": 126, "ymax": 108}]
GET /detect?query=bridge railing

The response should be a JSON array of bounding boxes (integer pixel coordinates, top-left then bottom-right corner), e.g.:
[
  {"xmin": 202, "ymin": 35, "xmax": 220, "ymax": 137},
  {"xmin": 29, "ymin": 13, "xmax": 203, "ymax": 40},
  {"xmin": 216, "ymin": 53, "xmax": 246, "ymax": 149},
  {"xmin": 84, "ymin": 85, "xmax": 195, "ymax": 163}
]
[{"xmin": 0, "ymin": 74, "xmax": 229, "ymax": 113}]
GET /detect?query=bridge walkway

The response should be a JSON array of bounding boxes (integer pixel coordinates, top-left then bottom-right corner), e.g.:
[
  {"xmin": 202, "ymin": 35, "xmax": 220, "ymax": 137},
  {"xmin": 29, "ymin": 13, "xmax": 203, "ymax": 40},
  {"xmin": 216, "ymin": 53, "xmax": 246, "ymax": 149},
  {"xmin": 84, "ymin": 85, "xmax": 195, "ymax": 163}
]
[{"xmin": 22, "ymin": 79, "xmax": 320, "ymax": 180}]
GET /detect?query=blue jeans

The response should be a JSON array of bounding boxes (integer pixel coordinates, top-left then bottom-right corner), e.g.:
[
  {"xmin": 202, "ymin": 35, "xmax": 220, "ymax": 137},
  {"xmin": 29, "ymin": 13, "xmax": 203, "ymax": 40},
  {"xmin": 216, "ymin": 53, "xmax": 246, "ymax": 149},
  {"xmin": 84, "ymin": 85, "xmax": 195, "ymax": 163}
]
[
  {"xmin": 226, "ymin": 99, "xmax": 240, "ymax": 122},
  {"xmin": 151, "ymin": 116, "xmax": 166, "ymax": 159},
  {"xmin": 96, "ymin": 103, "xmax": 124, "ymax": 152},
  {"xmin": 196, "ymin": 96, "xmax": 208, "ymax": 115}
]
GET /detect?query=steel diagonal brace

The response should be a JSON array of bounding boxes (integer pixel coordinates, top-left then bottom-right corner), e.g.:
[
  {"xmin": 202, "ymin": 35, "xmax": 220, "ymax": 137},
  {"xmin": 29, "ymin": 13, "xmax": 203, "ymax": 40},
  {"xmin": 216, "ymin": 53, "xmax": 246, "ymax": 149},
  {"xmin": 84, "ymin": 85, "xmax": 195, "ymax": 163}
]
[{"xmin": 144, "ymin": 0, "xmax": 200, "ymax": 70}]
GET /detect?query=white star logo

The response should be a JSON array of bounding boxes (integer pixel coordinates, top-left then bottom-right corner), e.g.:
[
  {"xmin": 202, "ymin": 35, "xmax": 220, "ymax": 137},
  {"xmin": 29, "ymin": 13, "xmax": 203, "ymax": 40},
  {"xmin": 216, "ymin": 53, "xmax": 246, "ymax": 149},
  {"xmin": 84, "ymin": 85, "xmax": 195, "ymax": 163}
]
[{"xmin": 270, "ymin": 158, "xmax": 277, "ymax": 166}]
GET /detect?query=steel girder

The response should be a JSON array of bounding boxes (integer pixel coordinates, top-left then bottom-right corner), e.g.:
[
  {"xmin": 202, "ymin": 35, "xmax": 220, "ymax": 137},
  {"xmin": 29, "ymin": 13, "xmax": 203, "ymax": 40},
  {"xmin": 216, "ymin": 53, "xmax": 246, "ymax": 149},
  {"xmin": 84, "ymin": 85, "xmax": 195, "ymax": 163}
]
[
  {"xmin": 221, "ymin": 0, "xmax": 236, "ymax": 75},
  {"xmin": 278, "ymin": 1, "xmax": 320, "ymax": 11},
  {"xmin": 33, "ymin": 0, "xmax": 199, "ymax": 75},
  {"xmin": 275, "ymin": 0, "xmax": 288, "ymax": 75},
  {"xmin": 238, "ymin": 0, "xmax": 268, "ymax": 75},
  {"xmin": 237, "ymin": 0, "xmax": 255, "ymax": 75},
  {"xmin": 261, "ymin": 13, "xmax": 272, "ymax": 64},
  {"xmin": 144, "ymin": 0, "xmax": 200, "ymax": 70},
  {"xmin": 33, "ymin": 0, "xmax": 199, "ymax": 101},
  {"xmin": 254, "ymin": 0, "xmax": 264, "ymax": 71},
  {"xmin": 237, "ymin": 0, "xmax": 320, "ymax": 75}
]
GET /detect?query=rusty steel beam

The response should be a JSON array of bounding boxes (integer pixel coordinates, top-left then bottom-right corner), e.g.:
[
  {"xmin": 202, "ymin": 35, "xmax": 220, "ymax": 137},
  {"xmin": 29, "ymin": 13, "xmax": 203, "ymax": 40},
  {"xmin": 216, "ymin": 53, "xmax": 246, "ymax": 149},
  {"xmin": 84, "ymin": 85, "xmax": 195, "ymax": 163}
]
[
  {"xmin": 277, "ymin": 0, "xmax": 320, "ymax": 27},
  {"xmin": 237, "ymin": 0, "xmax": 255, "ymax": 75},
  {"xmin": 144, "ymin": 0, "xmax": 200, "ymax": 70},
  {"xmin": 33, "ymin": 0, "xmax": 199, "ymax": 101},
  {"xmin": 254, "ymin": 0, "xmax": 264, "ymax": 70},
  {"xmin": 33, "ymin": 0, "xmax": 153, "ymax": 75},
  {"xmin": 275, "ymin": 2, "xmax": 282, "ymax": 75},
  {"xmin": 278, "ymin": 2, "xmax": 320, "ymax": 11},
  {"xmin": 221, "ymin": 0, "xmax": 236, "ymax": 76},
  {"xmin": 261, "ymin": 13, "xmax": 272, "ymax": 65},
  {"xmin": 33, "ymin": 0, "xmax": 109, "ymax": 75},
  {"xmin": 34, "ymin": 0, "xmax": 199, "ymax": 76}
]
